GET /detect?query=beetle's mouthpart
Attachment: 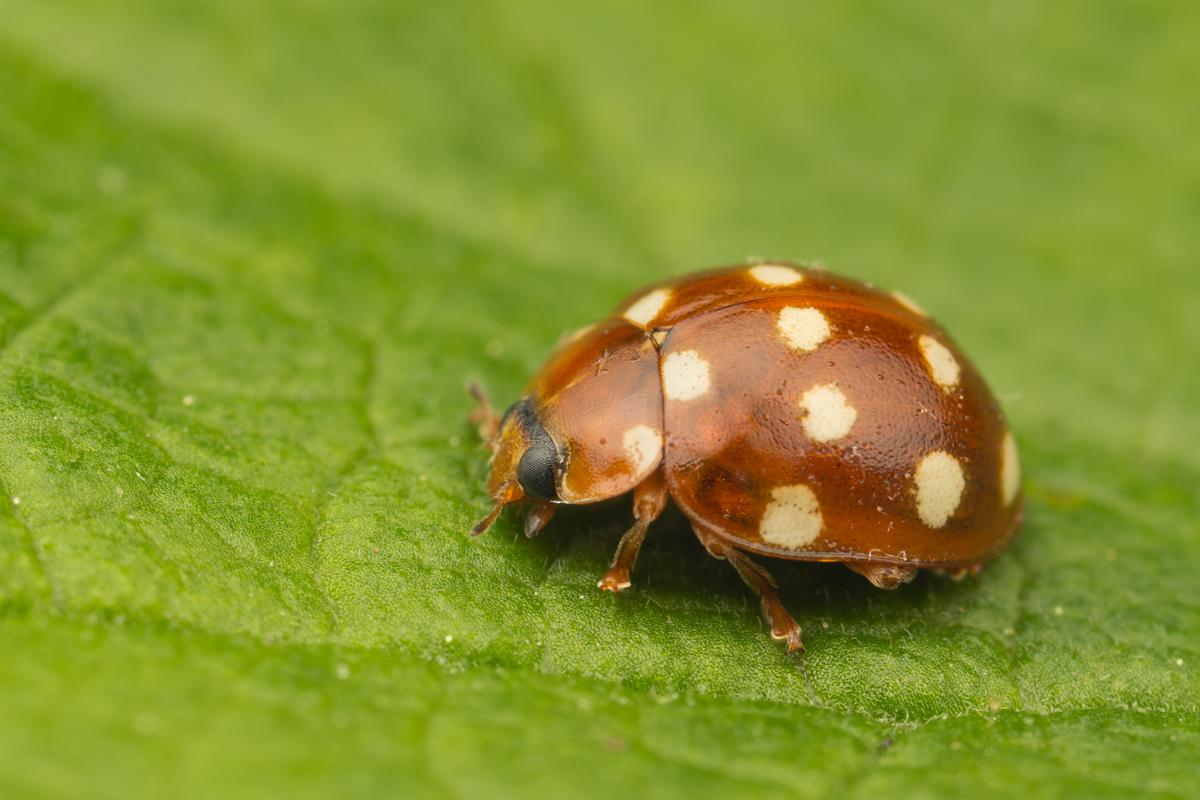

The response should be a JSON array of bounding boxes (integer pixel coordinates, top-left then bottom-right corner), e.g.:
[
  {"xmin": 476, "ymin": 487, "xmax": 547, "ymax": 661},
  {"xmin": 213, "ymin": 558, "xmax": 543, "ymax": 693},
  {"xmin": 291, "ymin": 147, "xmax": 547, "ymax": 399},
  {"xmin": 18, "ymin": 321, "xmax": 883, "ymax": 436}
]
[{"xmin": 524, "ymin": 501, "xmax": 556, "ymax": 538}]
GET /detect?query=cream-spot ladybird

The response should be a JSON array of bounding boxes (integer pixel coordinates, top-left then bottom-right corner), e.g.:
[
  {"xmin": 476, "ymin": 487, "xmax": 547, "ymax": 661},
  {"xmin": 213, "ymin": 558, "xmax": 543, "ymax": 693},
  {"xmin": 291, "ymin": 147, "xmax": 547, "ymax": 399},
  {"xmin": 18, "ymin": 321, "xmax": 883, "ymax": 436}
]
[{"xmin": 470, "ymin": 264, "xmax": 1023, "ymax": 652}]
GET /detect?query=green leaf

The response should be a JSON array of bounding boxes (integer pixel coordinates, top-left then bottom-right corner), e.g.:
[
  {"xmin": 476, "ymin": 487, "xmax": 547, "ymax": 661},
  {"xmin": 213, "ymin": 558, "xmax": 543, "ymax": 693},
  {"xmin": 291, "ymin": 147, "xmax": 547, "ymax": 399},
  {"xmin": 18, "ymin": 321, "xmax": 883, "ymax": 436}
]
[{"xmin": 2, "ymin": 1, "xmax": 1199, "ymax": 797}]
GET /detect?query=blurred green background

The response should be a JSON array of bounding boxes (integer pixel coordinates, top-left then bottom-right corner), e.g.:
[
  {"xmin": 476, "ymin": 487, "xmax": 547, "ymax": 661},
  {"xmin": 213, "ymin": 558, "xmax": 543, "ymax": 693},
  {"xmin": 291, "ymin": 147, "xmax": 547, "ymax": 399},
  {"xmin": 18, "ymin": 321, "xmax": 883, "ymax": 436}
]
[{"xmin": 1, "ymin": 1, "xmax": 1198, "ymax": 798}]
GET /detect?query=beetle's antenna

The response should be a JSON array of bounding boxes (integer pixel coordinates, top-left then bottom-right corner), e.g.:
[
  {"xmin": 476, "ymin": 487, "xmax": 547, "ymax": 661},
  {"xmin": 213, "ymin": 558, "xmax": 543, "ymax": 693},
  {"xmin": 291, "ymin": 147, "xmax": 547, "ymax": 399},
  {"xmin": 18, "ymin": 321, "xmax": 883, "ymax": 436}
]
[{"xmin": 470, "ymin": 499, "xmax": 505, "ymax": 536}]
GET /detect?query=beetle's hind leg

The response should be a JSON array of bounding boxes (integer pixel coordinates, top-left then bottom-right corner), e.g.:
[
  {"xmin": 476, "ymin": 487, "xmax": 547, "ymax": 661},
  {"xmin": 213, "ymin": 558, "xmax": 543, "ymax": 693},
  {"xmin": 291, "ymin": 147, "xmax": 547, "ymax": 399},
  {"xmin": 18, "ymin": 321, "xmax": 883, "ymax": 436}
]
[
  {"xmin": 691, "ymin": 523, "xmax": 804, "ymax": 653},
  {"xmin": 845, "ymin": 561, "xmax": 918, "ymax": 589},
  {"xmin": 598, "ymin": 468, "xmax": 668, "ymax": 592}
]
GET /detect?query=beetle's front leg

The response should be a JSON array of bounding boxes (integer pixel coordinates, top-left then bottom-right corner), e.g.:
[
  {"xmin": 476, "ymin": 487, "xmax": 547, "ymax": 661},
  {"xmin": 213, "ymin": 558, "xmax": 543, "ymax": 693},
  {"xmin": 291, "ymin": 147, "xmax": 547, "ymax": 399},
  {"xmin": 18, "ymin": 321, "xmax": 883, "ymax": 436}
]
[{"xmin": 598, "ymin": 467, "xmax": 668, "ymax": 592}]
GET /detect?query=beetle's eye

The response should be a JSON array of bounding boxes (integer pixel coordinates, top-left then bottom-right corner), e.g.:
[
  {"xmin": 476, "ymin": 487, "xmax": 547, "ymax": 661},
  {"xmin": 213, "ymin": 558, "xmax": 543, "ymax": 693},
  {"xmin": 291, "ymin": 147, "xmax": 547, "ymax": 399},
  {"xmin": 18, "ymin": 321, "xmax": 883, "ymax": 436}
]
[
  {"xmin": 517, "ymin": 438, "xmax": 558, "ymax": 500},
  {"xmin": 511, "ymin": 399, "xmax": 560, "ymax": 500}
]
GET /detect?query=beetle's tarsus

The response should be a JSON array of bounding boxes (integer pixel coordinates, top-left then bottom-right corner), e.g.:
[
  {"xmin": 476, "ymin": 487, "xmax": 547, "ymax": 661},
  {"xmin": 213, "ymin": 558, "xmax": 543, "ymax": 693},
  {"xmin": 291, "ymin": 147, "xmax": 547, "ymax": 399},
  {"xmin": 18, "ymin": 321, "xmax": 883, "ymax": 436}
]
[
  {"xmin": 597, "ymin": 569, "xmax": 632, "ymax": 593},
  {"xmin": 598, "ymin": 469, "xmax": 669, "ymax": 596},
  {"xmin": 599, "ymin": 523, "xmax": 650, "ymax": 593},
  {"xmin": 692, "ymin": 522, "xmax": 805, "ymax": 654},
  {"xmin": 771, "ymin": 615, "xmax": 806, "ymax": 654},
  {"xmin": 938, "ymin": 563, "xmax": 985, "ymax": 582},
  {"xmin": 758, "ymin": 579, "xmax": 804, "ymax": 654}
]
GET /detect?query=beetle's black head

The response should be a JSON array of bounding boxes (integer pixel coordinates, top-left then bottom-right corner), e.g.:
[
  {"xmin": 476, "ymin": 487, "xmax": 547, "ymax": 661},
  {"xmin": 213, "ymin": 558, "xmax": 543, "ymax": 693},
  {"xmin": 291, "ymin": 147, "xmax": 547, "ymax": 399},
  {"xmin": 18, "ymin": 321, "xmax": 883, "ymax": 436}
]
[
  {"xmin": 473, "ymin": 396, "xmax": 562, "ymax": 536},
  {"xmin": 486, "ymin": 397, "xmax": 560, "ymax": 502},
  {"xmin": 506, "ymin": 399, "xmax": 560, "ymax": 500}
]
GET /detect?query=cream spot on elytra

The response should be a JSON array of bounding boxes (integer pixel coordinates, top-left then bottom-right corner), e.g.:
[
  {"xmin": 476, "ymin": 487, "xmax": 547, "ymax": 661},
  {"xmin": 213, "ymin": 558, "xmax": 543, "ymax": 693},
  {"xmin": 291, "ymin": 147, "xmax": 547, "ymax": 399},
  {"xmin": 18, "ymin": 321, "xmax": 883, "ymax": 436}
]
[
  {"xmin": 919, "ymin": 335, "xmax": 960, "ymax": 391},
  {"xmin": 759, "ymin": 484, "xmax": 824, "ymax": 549},
  {"xmin": 891, "ymin": 290, "xmax": 928, "ymax": 317},
  {"xmin": 1001, "ymin": 430, "xmax": 1021, "ymax": 505},
  {"xmin": 914, "ymin": 451, "xmax": 966, "ymax": 528},
  {"xmin": 798, "ymin": 384, "xmax": 857, "ymax": 443},
  {"xmin": 749, "ymin": 265, "xmax": 805, "ymax": 287},
  {"xmin": 622, "ymin": 424, "xmax": 663, "ymax": 475},
  {"xmin": 777, "ymin": 307, "xmax": 831, "ymax": 352},
  {"xmin": 624, "ymin": 289, "xmax": 671, "ymax": 327},
  {"xmin": 662, "ymin": 350, "xmax": 711, "ymax": 401}
]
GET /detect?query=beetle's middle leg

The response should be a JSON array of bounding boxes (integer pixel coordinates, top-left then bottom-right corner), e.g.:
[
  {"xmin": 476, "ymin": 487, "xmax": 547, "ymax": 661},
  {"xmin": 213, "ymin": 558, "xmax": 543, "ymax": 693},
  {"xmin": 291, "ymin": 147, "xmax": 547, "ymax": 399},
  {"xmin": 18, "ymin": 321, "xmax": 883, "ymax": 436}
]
[
  {"xmin": 691, "ymin": 523, "xmax": 804, "ymax": 653},
  {"xmin": 598, "ymin": 467, "xmax": 668, "ymax": 592}
]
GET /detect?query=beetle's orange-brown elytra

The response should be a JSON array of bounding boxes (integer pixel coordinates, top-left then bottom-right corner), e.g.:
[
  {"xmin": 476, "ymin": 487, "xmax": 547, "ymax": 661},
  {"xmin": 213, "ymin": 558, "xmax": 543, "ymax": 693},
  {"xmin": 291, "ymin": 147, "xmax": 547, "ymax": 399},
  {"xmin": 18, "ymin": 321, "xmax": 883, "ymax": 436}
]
[{"xmin": 470, "ymin": 264, "xmax": 1024, "ymax": 652}]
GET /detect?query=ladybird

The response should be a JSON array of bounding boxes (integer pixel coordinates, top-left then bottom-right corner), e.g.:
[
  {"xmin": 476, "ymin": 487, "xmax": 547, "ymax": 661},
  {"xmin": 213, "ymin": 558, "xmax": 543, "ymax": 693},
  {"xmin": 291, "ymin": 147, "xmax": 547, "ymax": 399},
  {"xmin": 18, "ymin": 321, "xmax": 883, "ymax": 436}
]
[{"xmin": 470, "ymin": 264, "xmax": 1023, "ymax": 652}]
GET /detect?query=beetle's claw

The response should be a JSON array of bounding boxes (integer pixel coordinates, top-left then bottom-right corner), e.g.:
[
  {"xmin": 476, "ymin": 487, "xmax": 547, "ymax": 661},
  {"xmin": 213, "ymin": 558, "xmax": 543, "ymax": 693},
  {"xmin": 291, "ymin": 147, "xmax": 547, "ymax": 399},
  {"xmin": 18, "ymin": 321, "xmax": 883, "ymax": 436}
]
[
  {"xmin": 768, "ymin": 623, "xmax": 806, "ymax": 652},
  {"xmin": 768, "ymin": 610, "xmax": 805, "ymax": 653},
  {"xmin": 943, "ymin": 563, "xmax": 985, "ymax": 582},
  {"xmin": 597, "ymin": 568, "xmax": 632, "ymax": 593}
]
